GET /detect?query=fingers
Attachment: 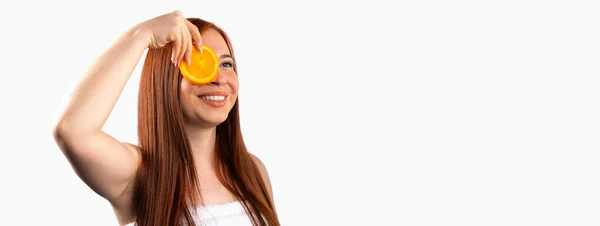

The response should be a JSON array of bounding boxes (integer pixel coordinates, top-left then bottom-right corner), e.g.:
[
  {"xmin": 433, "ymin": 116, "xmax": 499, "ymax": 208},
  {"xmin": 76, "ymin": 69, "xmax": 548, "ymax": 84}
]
[
  {"xmin": 185, "ymin": 19, "xmax": 203, "ymax": 52},
  {"xmin": 170, "ymin": 12, "xmax": 202, "ymax": 66},
  {"xmin": 170, "ymin": 26, "xmax": 190, "ymax": 66},
  {"xmin": 180, "ymin": 27, "xmax": 191, "ymax": 66},
  {"xmin": 171, "ymin": 27, "xmax": 182, "ymax": 65}
]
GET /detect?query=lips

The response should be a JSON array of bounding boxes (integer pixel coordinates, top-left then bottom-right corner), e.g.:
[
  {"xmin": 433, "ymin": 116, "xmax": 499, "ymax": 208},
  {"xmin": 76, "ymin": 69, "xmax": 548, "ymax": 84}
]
[
  {"xmin": 197, "ymin": 91, "xmax": 228, "ymax": 98},
  {"xmin": 197, "ymin": 91, "xmax": 228, "ymax": 108}
]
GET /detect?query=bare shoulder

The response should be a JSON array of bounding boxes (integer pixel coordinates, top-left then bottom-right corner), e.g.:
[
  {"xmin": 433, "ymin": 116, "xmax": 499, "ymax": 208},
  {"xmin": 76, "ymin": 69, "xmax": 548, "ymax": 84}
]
[
  {"xmin": 110, "ymin": 142, "xmax": 142, "ymax": 222},
  {"xmin": 119, "ymin": 142, "xmax": 142, "ymax": 191},
  {"xmin": 249, "ymin": 153, "xmax": 274, "ymax": 199},
  {"xmin": 250, "ymin": 153, "xmax": 267, "ymax": 173}
]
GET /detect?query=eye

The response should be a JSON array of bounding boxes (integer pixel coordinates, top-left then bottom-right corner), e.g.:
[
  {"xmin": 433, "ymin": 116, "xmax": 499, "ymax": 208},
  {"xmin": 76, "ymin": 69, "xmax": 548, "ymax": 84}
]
[{"xmin": 220, "ymin": 61, "xmax": 234, "ymax": 68}]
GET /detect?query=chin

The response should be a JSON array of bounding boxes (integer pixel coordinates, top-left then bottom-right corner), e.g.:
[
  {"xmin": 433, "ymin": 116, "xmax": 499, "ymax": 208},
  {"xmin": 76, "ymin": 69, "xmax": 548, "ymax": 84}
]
[{"xmin": 199, "ymin": 113, "xmax": 229, "ymax": 126}]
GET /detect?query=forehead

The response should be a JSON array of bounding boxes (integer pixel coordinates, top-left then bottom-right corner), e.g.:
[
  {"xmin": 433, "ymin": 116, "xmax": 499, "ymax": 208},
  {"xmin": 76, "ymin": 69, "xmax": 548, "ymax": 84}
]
[{"xmin": 201, "ymin": 28, "xmax": 230, "ymax": 56}]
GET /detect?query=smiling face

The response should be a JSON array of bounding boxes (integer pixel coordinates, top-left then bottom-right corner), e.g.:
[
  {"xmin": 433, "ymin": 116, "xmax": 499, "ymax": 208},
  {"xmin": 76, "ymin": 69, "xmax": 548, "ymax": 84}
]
[{"xmin": 179, "ymin": 28, "xmax": 238, "ymax": 127}]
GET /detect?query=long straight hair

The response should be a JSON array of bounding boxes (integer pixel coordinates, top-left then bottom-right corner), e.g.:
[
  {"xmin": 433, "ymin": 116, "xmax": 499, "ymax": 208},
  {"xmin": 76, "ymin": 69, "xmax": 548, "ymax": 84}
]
[{"xmin": 133, "ymin": 18, "xmax": 279, "ymax": 226}]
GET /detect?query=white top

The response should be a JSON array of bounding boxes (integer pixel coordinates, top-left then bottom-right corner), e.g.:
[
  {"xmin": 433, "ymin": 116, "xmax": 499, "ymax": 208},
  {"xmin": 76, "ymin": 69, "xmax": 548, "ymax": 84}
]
[{"xmin": 125, "ymin": 201, "xmax": 253, "ymax": 226}]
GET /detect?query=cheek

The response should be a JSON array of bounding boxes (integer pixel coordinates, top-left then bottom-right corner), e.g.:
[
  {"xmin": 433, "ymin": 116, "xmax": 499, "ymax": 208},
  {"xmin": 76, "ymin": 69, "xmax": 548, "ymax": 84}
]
[
  {"xmin": 228, "ymin": 78, "xmax": 239, "ymax": 104},
  {"xmin": 180, "ymin": 79, "xmax": 188, "ymax": 93},
  {"xmin": 228, "ymin": 75, "xmax": 239, "ymax": 91},
  {"xmin": 230, "ymin": 81, "xmax": 239, "ymax": 92},
  {"xmin": 179, "ymin": 81, "xmax": 195, "ymax": 105},
  {"xmin": 181, "ymin": 79, "xmax": 200, "ymax": 97}
]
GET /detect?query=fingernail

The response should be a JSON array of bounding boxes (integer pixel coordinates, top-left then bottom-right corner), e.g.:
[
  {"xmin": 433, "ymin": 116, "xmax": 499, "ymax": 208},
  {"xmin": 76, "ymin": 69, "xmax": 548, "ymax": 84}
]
[{"xmin": 188, "ymin": 56, "xmax": 192, "ymax": 66}]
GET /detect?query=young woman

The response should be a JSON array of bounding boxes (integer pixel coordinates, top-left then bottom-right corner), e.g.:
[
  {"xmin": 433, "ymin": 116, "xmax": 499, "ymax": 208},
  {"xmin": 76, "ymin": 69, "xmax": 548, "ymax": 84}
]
[{"xmin": 52, "ymin": 10, "xmax": 280, "ymax": 226}]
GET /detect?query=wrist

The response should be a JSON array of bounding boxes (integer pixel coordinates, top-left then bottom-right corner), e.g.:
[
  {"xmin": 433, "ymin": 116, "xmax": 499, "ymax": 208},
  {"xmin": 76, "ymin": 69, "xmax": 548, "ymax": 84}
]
[{"xmin": 123, "ymin": 24, "xmax": 152, "ymax": 50}]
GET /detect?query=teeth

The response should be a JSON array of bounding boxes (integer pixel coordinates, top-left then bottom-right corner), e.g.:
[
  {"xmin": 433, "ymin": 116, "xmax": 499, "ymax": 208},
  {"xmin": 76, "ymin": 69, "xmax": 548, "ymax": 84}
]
[{"xmin": 201, "ymin": 95, "xmax": 225, "ymax": 101}]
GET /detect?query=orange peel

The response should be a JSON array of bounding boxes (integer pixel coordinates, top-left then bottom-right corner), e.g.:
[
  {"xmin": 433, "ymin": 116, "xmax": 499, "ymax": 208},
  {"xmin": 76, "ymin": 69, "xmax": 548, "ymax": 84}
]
[{"xmin": 179, "ymin": 45, "xmax": 219, "ymax": 85}]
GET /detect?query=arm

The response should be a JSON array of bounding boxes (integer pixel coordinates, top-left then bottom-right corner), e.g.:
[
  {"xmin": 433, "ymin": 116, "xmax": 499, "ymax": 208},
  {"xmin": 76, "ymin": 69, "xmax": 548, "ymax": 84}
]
[
  {"xmin": 53, "ymin": 10, "xmax": 201, "ymax": 207},
  {"xmin": 52, "ymin": 26, "xmax": 150, "ymax": 204}
]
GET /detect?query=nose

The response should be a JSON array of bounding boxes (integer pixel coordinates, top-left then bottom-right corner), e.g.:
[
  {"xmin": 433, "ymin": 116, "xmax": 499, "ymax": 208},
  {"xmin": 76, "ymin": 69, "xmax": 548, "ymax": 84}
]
[{"xmin": 210, "ymin": 71, "xmax": 226, "ymax": 86}]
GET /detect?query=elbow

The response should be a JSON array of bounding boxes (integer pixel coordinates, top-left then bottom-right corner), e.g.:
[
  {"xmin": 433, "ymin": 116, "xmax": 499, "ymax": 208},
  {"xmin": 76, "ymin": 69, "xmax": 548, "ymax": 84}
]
[
  {"xmin": 52, "ymin": 118, "xmax": 82, "ymax": 145},
  {"xmin": 52, "ymin": 120, "xmax": 71, "ymax": 157},
  {"xmin": 52, "ymin": 120, "xmax": 66, "ymax": 142},
  {"xmin": 52, "ymin": 118, "xmax": 72, "ymax": 138},
  {"xmin": 52, "ymin": 118, "xmax": 100, "ymax": 152},
  {"xmin": 52, "ymin": 120, "xmax": 73, "ymax": 148},
  {"xmin": 52, "ymin": 119, "xmax": 89, "ymax": 157}
]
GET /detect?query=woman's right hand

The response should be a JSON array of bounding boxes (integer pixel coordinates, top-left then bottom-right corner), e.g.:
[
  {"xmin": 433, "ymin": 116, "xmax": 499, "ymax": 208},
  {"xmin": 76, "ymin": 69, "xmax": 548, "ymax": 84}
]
[{"xmin": 136, "ymin": 10, "xmax": 203, "ymax": 66}]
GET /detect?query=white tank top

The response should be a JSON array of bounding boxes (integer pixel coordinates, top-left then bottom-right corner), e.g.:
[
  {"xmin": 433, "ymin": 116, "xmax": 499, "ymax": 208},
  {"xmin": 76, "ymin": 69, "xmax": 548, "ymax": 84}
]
[{"xmin": 125, "ymin": 201, "xmax": 253, "ymax": 226}]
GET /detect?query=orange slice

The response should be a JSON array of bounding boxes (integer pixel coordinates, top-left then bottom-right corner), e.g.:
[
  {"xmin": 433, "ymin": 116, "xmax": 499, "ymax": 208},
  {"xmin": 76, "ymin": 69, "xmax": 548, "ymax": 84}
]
[{"xmin": 179, "ymin": 45, "xmax": 219, "ymax": 85}]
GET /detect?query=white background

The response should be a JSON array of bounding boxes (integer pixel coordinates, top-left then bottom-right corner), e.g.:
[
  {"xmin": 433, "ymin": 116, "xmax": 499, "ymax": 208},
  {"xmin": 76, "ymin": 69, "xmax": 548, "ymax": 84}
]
[{"xmin": 1, "ymin": 0, "xmax": 599, "ymax": 225}]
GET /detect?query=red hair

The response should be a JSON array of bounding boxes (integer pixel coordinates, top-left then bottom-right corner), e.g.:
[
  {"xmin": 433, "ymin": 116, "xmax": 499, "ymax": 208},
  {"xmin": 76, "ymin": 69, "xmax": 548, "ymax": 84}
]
[{"xmin": 133, "ymin": 18, "xmax": 279, "ymax": 226}]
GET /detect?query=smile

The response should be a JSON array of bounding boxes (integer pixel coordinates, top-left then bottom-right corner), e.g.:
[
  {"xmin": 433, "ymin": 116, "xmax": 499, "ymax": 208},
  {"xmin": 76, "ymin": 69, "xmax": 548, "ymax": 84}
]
[
  {"xmin": 197, "ymin": 94, "xmax": 228, "ymax": 108},
  {"xmin": 200, "ymin": 95, "xmax": 226, "ymax": 101}
]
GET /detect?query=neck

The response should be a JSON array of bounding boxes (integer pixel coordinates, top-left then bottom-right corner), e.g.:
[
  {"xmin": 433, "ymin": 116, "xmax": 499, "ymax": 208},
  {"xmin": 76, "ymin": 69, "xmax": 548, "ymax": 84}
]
[{"xmin": 184, "ymin": 124, "xmax": 217, "ymax": 164}]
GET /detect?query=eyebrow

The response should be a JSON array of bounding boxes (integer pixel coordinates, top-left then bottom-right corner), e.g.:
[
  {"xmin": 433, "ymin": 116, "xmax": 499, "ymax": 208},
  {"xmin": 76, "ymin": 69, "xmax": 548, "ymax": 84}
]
[{"xmin": 219, "ymin": 54, "xmax": 233, "ymax": 60}]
